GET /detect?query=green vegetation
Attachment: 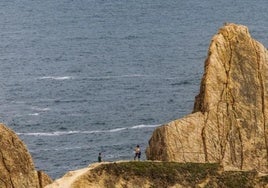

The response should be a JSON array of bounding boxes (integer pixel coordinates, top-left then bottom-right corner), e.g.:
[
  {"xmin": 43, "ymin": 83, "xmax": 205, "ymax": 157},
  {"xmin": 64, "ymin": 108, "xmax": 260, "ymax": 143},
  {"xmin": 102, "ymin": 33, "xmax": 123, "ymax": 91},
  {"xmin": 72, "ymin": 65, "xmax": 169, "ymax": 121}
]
[
  {"xmin": 216, "ymin": 171, "xmax": 257, "ymax": 188},
  {"xmin": 91, "ymin": 161, "xmax": 268, "ymax": 187}
]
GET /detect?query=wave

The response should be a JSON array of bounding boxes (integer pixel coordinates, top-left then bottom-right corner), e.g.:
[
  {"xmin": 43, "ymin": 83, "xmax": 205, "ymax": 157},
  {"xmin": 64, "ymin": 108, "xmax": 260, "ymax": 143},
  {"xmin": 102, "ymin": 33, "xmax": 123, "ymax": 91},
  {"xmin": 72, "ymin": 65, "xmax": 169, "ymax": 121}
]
[
  {"xmin": 38, "ymin": 74, "xmax": 150, "ymax": 81},
  {"xmin": 16, "ymin": 124, "xmax": 159, "ymax": 137},
  {"xmin": 108, "ymin": 127, "xmax": 127, "ymax": 132},
  {"xmin": 131, "ymin": 124, "xmax": 159, "ymax": 129},
  {"xmin": 28, "ymin": 113, "xmax": 39, "ymax": 116},
  {"xmin": 31, "ymin": 107, "xmax": 51, "ymax": 111},
  {"xmin": 36, "ymin": 74, "xmax": 166, "ymax": 82},
  {"xmin": 38, "ymin": 76, "xmax": 73, "ymax": 80},
  {"xmin": 82, "ymin": 74, "xmax": 145, "ymax": 80},
  {"xmin": 33, "ymin": 146, "xmax": 92, "ymax": 152}
]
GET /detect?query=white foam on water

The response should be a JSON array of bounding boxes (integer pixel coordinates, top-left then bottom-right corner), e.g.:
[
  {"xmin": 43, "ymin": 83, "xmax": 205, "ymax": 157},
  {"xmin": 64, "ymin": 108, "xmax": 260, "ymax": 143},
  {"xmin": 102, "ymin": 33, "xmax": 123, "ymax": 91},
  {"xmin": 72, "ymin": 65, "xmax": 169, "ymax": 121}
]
[
  {"xmin": 17, "ymin": 131, "xmax": 78, "ymax": 136},
  {"xmin": 16, "ymin": 124, "xmax": 159, "ymax": 137},
  {"xmin": 108, "ymin": 127, "xmax": 127, "ymax": 132},
  {"xmin": 38, "ymin": 76, "xmax": 73, "ymax": 80},
  {"xmin": 31, "ymin": 107, "xmax": 51, "ymax": 111},
  {"xmin": 130, "ymin": 124, "xmax": 159, "ymax": 129},
  {"xmin": 82, "ymin": 74, "xmax": 147, "ymax": 80},
  {"xmin": 29, "ymin": 145, "xmax": 92, "ymax": 152},
  {"xmin": 28, "ymin": 113, "xmax": 39, "ymax": 116},
  {"xmin": 37, "ymin": 74, "xmax": 147, "ymax": 82}
]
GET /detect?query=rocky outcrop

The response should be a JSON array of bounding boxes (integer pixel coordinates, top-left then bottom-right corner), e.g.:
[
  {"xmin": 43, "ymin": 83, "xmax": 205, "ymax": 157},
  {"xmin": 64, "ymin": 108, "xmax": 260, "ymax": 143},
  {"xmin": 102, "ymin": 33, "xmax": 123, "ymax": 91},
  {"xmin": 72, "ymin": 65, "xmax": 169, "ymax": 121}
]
[
  {"xmin": 45, "ymin": 161, "xmax": 268, "ymax": 188},
  {"xmin": 0, "ymin": 123, "xmax": 52, "ymax": 188},
  {"xmin": 146, "ymin": 23, "xmax": 268, "ymax": 172},
  {"xmin": 38, "ymin": 171, "xmax": 53, "ymax": 188}
]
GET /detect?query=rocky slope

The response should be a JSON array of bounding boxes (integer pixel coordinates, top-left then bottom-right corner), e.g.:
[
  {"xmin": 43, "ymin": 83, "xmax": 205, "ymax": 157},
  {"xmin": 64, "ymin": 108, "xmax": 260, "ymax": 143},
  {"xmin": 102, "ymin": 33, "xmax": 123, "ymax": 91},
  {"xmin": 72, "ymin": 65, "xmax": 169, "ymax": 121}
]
[
  {"xmin": 46, "ymin": 161, "xmax": 268, "ymax": 188},
  {"xmin": 0, "ymin": 123, "xmax": 52, "ymax": 188},
  {"xmin": 146, "ymin": 23, "xmax": 268, "ymax": 172}
]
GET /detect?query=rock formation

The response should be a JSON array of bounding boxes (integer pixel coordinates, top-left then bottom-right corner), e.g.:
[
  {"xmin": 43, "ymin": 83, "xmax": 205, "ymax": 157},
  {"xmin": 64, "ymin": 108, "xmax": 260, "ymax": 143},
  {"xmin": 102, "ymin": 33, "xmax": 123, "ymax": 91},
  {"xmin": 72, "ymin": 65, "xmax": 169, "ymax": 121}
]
[
  {"xmin": 0, "ymin": 123, "xmax": 52, "ymax": 188},
  {"xmin": 146, "ymin": 23, "xmax": 268, "ymax": 172}
]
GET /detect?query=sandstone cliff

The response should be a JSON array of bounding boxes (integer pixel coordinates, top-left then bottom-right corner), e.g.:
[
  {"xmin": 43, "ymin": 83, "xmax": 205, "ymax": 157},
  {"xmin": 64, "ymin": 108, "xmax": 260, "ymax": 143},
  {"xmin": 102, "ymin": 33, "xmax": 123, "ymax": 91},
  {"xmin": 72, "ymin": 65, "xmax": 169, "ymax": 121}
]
[
  {"xmin": 146, "ymin": 23, "xmax": 268, "ymax": 172},
  {"xmin": 45, "ymin": 161, "xmax": 268, "ymax": 188},
  {"xmin": 0, "ymin": 123, "xmax": 52, "ymax": 188}
]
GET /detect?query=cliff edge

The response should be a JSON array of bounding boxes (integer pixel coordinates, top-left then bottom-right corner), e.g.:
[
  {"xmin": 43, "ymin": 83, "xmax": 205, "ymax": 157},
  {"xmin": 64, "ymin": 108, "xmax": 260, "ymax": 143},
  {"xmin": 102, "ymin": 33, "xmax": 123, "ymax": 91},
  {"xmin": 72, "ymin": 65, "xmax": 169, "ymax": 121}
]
[
  {"xmin": 46, "ymin": 161, "xmax": 268, "ymax": 188},
  {"xmin": 146, "ymin": 23, "xmax": 268, "ymax": 172}
]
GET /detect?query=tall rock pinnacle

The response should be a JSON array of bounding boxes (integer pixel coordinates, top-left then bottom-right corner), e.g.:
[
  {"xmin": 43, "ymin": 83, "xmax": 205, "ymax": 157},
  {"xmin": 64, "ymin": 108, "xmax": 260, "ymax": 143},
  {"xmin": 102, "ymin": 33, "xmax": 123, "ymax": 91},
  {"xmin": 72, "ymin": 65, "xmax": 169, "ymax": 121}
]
[
  {"xmin": 146, "ymin": 23, "xmax": 268, "ymax": 172},
  {"xmin": 0, "ymin": 123, "xmax": 52, "ymax": 188}
]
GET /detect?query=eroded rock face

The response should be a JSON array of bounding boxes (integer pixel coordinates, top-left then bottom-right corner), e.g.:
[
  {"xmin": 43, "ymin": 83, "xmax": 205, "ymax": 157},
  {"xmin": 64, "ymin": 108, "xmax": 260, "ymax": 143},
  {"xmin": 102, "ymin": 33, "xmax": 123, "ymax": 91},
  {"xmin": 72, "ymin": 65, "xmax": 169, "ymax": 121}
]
[
  {"xmin": 0, "ymin": 123, "xmax": 52, "ymax": 188},
  {"xmin": 146, "ymin": 23, "xmax": 268, "ymax": 172}
]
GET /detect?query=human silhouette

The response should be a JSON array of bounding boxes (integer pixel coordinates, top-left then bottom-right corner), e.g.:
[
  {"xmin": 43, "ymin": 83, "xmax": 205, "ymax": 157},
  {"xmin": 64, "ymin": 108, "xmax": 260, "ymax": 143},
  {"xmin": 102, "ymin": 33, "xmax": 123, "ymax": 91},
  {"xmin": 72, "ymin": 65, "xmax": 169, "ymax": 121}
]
[{"xmin": 134, "ymin": 145, "xmax": 141, "ymax": 161}]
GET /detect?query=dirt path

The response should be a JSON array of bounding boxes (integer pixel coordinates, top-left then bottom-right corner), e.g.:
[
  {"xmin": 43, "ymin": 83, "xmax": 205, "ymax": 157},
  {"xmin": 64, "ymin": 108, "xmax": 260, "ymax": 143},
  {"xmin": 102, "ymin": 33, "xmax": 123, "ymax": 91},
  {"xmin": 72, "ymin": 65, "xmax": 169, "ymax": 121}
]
[
  {"xmin": 45, "ymin": 162, "xmax": 125, "ymax": 188},
  {"xmin": 45, "ymin": 162, "xmax": 106, "ymax": 188}
]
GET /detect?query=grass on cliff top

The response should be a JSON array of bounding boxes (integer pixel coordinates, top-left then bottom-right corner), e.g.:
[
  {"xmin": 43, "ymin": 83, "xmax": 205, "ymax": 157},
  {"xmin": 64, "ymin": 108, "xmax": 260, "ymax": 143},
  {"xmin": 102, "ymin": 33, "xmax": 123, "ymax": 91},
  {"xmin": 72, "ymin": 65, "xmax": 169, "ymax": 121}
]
[
  {"xmin": 93, "ymin": 161, "xmax": 218, "ymax": 187},
  {"xmin": 92, "ymin": 161, "xmax": 268, "ymax": 188},
  {"xmin": 99, "ymin": 161, "xmax": 219, "ymax": 183}
]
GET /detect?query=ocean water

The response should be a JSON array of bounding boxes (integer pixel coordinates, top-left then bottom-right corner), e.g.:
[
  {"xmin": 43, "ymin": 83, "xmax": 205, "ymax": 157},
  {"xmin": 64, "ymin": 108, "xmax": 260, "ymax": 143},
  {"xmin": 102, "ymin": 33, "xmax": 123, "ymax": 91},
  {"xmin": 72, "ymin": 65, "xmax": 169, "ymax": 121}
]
[{"xmin": 0, "ymin": 0, "xmax": 267, "ymax": 179}]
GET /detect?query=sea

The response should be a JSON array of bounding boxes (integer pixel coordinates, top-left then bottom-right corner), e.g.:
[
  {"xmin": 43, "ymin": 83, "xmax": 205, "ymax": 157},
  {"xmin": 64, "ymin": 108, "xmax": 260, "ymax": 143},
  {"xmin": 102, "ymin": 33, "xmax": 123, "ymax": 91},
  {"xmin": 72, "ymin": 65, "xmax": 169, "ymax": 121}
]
[{"xmin": 0, "ymin": 0, "xmax": 267, "ymax": 179}]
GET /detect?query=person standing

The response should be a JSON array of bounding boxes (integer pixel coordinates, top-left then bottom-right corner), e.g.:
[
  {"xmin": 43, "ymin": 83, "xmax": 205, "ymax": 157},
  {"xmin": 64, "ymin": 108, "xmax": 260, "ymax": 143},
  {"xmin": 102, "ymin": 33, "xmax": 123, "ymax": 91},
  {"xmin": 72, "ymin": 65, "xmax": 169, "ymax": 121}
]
[
  {"xmin": 98, "ymin": 152, "xmax": 102, "ymax": 162},
  {"xmin": 134, "ymin": 145, "xmax": 141, "ymax": 161}
]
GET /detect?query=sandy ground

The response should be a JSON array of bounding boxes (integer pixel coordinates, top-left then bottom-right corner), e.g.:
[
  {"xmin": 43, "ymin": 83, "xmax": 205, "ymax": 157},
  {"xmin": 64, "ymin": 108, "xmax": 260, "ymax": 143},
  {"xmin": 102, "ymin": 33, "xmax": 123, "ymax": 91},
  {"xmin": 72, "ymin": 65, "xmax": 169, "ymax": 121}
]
[
  {"xmin": 45, "ymin": 162, "xmax": 103, "ymax": 188},
  {"xmin": 45, "ymin": 167, "xmax": 89, "ymax": 188},
  {"xmin": 45, "ymin": 161, "xmax": 129, "ymax": 188}
]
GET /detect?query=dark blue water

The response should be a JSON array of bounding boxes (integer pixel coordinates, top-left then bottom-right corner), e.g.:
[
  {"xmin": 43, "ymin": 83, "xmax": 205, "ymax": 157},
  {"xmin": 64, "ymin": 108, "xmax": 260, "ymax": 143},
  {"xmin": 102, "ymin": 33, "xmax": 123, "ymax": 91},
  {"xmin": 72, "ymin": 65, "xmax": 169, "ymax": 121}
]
[{"xmin": 0, "ymin": 0, "xmax": 267, "ymax": 179}]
